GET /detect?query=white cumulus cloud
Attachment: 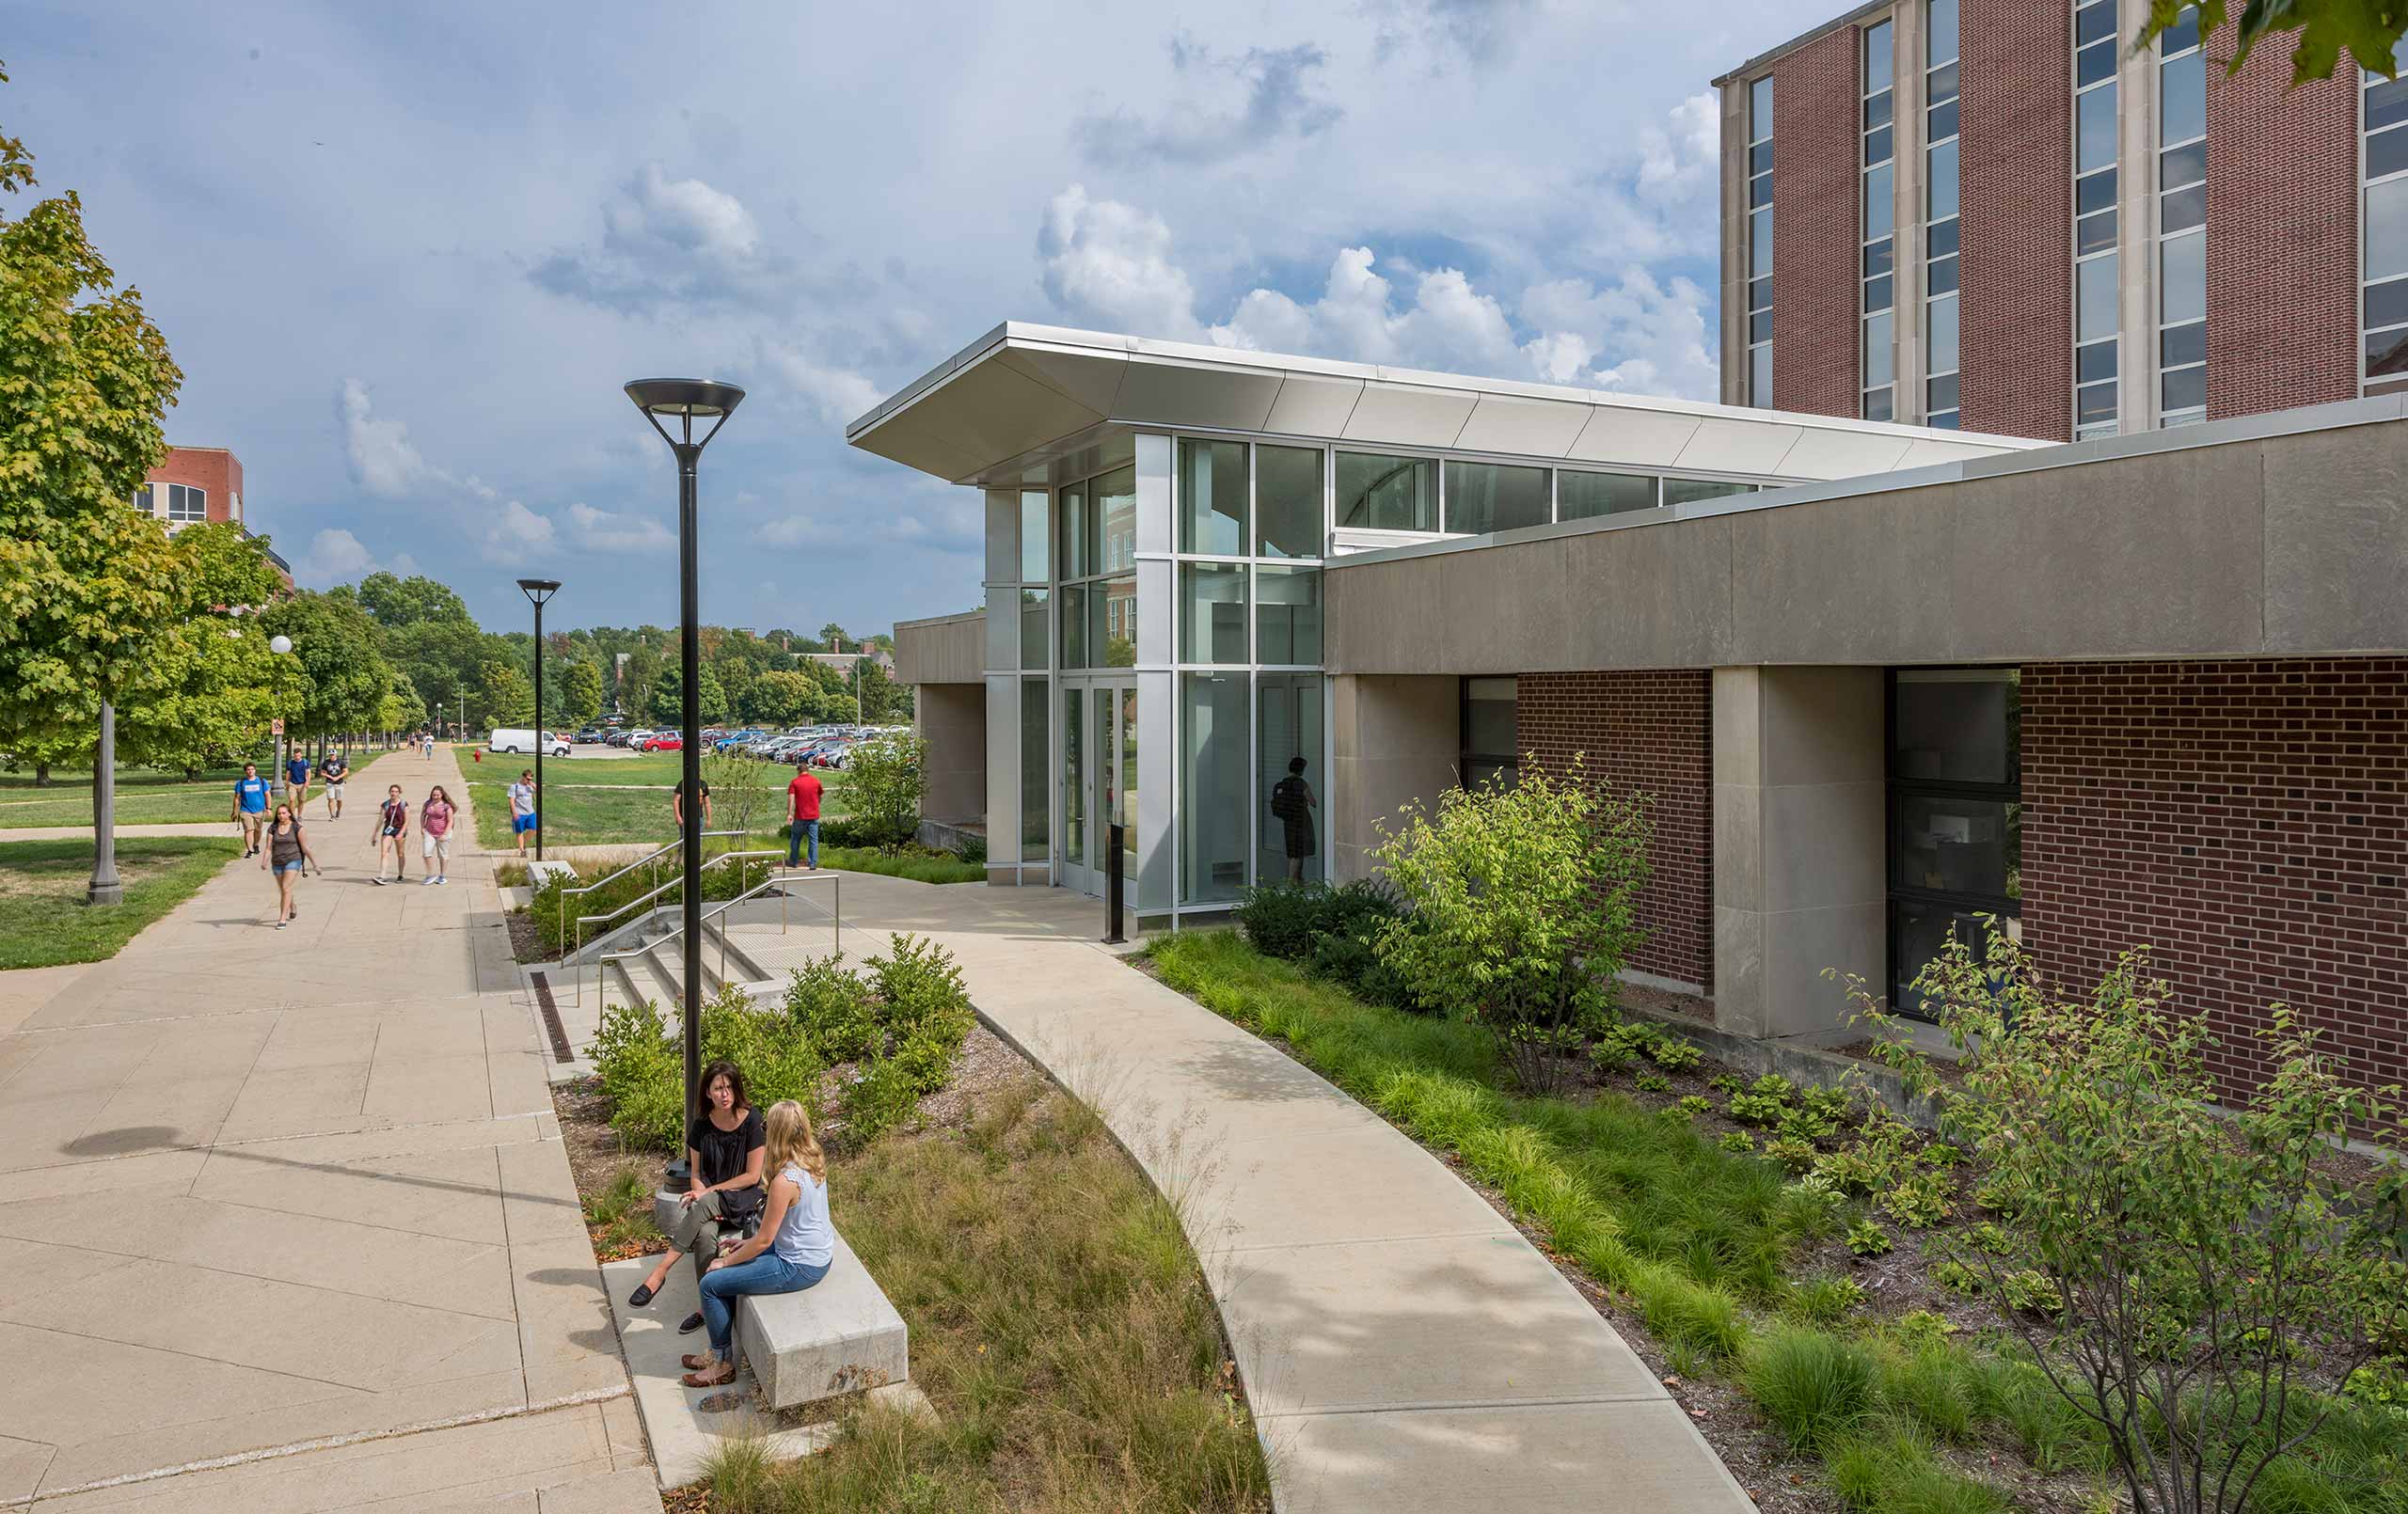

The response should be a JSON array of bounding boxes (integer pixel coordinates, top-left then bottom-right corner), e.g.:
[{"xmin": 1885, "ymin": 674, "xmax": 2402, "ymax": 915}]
[
  {"xmin": 566, "ymin": 501, "xmax": 676, "ymax": 555},
  {"xmin": 1038, "ymin": 184, "xmax": 1206, "ymax": 341},
  {"xmin": 298, "ymin": 528, "xmax": 377, "ymax": 585},
  {"xmin": 340, "ymin": 379, "xmax": 435, "ymax": 497}
]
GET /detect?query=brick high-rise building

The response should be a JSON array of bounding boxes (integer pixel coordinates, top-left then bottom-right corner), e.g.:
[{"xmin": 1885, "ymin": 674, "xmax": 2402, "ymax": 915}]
[
  {"xmin": 133, "ymin": 445, "xmax": 292, "ymax": 586},
  {"xmin": 1716, "ymin": 0, "xmax": 2392, "ymax": 439}
]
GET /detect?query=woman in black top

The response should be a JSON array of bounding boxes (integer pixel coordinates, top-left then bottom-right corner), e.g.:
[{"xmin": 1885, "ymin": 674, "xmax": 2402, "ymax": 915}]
[
  {"xmin": 627, "ymin": 1059, "xmax": 765, "ymax": 1333},
  {"xmin": 260, "ymin": 802, "xmax": 320, "ymax": 928}
]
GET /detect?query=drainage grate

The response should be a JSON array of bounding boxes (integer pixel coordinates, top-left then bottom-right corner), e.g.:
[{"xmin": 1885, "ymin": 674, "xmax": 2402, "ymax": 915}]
[{"xmin": 530, "ymin": 970, "xmax": 574, "ymax": 1064}]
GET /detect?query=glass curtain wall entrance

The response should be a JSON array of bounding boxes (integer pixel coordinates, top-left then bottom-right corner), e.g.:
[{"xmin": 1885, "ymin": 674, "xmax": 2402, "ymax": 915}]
[{"xmin": 1060, "ymin": 679, "xmax": 1136, "ymax": 897}]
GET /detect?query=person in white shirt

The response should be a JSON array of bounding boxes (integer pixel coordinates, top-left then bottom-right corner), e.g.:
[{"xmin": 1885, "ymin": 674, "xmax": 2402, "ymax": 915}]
[
  {"xmin": 680, "ymin": 1101, "xmax": 833, "ymax": 1393},
  {"xmin": 507, "ymin": 770, "xmax": 538, "ymax": 855}
]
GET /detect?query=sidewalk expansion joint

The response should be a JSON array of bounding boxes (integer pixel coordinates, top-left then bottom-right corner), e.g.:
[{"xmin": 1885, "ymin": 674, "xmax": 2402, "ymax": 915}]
[
  {"xmin": 1252, "ymin": 1390, "xmax": 1671, "ymax": 1421},
  {"xmin": 1215, "ymin": 1225, "xmax": 1516, "ymax": 1256},
  {"xmin": 3, "ymin": 1384, "xmax": 632, "ymax": 1507}
]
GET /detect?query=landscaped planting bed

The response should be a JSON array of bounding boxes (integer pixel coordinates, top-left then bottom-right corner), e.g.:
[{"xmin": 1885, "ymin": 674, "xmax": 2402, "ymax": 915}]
[
  {"xmin": 560, "ymin": 934, "xmax": 1269, "ymax": 1510},
  {"xmin": 1149, "ymin": 928, "xmax": 2408, "ymax": 1513}
]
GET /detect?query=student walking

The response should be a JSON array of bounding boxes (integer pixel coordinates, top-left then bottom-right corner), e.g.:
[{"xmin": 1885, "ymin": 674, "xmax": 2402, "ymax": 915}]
[
  {"xmin": 681, "ymin": 1101, "xmax": 832, "ymax": 1393},
  {"xmin": 261, "ymin": 802, "xmax": 319, "ymax": 928},
  {"xmin": 320, "ymin": 750, "xmax": 351, "ymax": 820},
  {"xmin": 420, "ymin": 785, "xmax": 456, "ymax": 885},
  {"xmin": 508, "ymin": 769, "xmax": 538, "ymax": 856},
  {"xmin": 232, "ymin": 762, "xmax": 271, "ymax": 858},
  {"xmin": 785, "ymin": 761, "xmax": 822, "ymax": 869},
  {"xmin": 286, "ymin": 750, "xmax": 312, "ymax": 811},
  {"xmin": 421, "ymin": 731, "xmax": 436, "ymax": 760},
  {"xmin": 369, "ymin": 783, "xmax": 411, "ymax": 884}
]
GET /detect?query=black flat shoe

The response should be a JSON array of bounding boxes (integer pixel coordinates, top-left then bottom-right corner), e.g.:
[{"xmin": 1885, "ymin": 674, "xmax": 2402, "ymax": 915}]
[
  {"xmin": 627, "ymin": 1283, "xmax": 656, "ymax": 1308},
  {"xmin": 678, "ymin": 1311, "xmax": 705, "ymax": 1334}
]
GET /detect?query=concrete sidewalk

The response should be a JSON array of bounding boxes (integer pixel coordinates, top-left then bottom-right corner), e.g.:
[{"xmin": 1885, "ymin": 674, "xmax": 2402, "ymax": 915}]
[
  {"xmin": 0, "ymin": 748, "xmax": 655, "ymax": 1511},
  {"xmin": 713, "ymin": 875, "xmax": 1751, "ymax": 1513},
  {"xmin": 0, "ymin": 824, "xmax": 248, "ymax": 844}
]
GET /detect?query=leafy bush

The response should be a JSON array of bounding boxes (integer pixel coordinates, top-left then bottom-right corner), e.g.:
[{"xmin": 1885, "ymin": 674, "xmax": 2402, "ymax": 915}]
[
  {"xmin": 1728, "ymin": 1088, "xmax": 1791, "ymax": 1127},
  {"xmin": 1791, "ymin": 1274, "xmax": 1867, "ymax": 1324},
  {"xmin": 529, "ymin": 853, "xmax": 777, "ymax": 957},
  {"xmin": 1846, "ymin": 1219, "xmax": 1893, "ymax": 1257},
  {"xmin": 1719, "ymin": 1130, "xmax": 1756, "ymax": 1154},
  {"xmin": 1932, "ymin": 1259, "xmax": 1984, "ymax": 1297},
  {"xmin": 1673, "ymin": 1095, "xmax": 1712, "ymax": 1118},
  {"xmin": 845, "ymin": 733, "xmax": 928, "ymax": 850},
  {"xmin": 1231, "ymin": 880, "xmax": 1325, "ymax": 960},
  {"xmin": 1589, "ymin": 1023, "xmax": 1650, "ymax": 1073},
  {"xmin": 1646, "ymin": 1034, "xmax": 1705, "ymax": 1073},
  {"xmin": 1370, "ymin": 759, "xmax": 1650, "ymax": 1096},
  {"xmin": 1849, "ymin": 930, "xmax": 2408, "ymax": 1514},
  {"xmin": 1764, "ymin": 1135, "xmax": 1817, "ymax": 1175},
  {"xmin": 1879, "ymin": 1171, "xmax": 1956, "ymax": 1230},
  {"xmin": 592, "ymin": 997, "xmax": 683, "ymax": 1149},
  {"xmin": 783, "ymin": 953, "xmax": 879, "ymax": 1062},
  {"xmin": 1634, "ymin": 1071, "xmax": 1671, "ymax": 1094}
]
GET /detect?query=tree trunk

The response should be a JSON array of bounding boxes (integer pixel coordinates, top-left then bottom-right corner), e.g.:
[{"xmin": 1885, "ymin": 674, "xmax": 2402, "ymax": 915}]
[{"xmin": 33, "ymin": 763, "xmax": 49, "ymax": 788}]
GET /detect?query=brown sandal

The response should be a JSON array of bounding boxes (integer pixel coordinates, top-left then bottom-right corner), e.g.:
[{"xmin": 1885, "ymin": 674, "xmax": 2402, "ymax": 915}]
[{"xmin": 681, "ymin": 1364, "xmax": 736, "ymax": 1388}]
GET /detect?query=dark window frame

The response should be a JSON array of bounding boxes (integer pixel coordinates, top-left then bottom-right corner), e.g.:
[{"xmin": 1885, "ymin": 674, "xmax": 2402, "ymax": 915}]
[
  {"xmin": 1461, "ymin": 676, "xmax": 1519, "ymax": 791},
  {"xmin": 1885, "ymin": 668, "xmax": 2021, "ymax": 1018}
]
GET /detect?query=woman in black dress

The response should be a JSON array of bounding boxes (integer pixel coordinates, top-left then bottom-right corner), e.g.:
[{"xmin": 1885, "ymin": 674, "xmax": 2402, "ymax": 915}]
[
  {"xmin": 626, "ymin": 1060, "xmax": 765, "ymax": 1334},
  {"xmin": 1271, "ymin": 756, "xmax": 1318, "ymax": 882}
]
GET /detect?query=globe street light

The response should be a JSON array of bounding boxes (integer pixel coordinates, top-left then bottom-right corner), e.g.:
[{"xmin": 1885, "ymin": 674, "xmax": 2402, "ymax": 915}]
[
  {"xmin": 269, "ymin": 635, "xmax": 295, "ymax": 804},
  {"xmin": 624, "ymin": 377, "xmax": 743, "ymax": 1125},
  {"xmin": 516, "ymin": 578, "xmax": 562, "ymax": 862}
]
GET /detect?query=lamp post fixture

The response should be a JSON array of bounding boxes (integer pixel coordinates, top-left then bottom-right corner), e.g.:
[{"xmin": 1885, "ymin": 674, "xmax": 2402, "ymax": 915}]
[
  {"xmin": 516, "ymin": 578, "xmax": 562, "ymax": 862},
  {"xmin": 625, "ymin": 377, "xmax": 744, "ymax": 1126},
  {"xmin": 87, "ymin": 697, "xmax": 123, "ymax": 906},
  {"xmin": 269, "ymin": 635, "xmax": 295, "ymax": 802}
]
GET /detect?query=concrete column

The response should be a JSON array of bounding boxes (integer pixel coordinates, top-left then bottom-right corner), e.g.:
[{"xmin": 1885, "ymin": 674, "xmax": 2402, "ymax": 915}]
[
  {"xmin": 1329, "ymin": 673, "xmax": 1461, "ymax": 882},
  {"xmin": 983, "ymin": 675, "xmax": 1021, "ymax": 885},
  {"xmin": 917, "ymin": 683, "xmax": 986, "ymax": 827},
  {"xmin": 1712, "ymin": 667, "xmax": 1887, "ymax": 1042}
]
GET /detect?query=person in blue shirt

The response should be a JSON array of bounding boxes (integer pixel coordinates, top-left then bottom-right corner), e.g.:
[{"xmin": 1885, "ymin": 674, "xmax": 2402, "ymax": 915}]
[
  {"xmin": 232, "ymin": 762, "xmax": 272, "ymax": 858},
  {"xmin": 287, "ymin": 752, "xmax": 312, "ymax": 810}
]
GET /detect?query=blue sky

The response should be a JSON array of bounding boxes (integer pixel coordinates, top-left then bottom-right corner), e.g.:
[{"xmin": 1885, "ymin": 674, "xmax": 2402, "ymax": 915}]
[{"xmin": 10, "ymin": 0, "xmax": 1830, "ymax": 633}]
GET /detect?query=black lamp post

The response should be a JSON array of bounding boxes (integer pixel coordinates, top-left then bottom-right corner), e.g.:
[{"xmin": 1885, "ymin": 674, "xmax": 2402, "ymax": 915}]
[
  {"xmin": 516, "ymin": 578, "xmax": 562, "ymax": 862},
  {"xmin": 624, "ymin": 377, "xmax": 744, "ymax": 1125}
]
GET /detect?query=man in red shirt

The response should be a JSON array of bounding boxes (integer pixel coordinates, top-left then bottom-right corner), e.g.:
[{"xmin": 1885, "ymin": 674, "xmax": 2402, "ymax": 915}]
[{"xmin": 785, "ymin": 761, "xmax": 824, "ymax": 869}]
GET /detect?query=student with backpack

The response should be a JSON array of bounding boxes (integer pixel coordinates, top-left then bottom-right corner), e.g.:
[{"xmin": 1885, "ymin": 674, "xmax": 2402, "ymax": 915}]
[{"xmin": 369, "ymin": 783, "xmax": 411, "ymax": 884}]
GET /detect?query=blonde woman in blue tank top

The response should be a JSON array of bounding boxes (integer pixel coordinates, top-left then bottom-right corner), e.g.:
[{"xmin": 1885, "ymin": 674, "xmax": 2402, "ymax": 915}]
[{"xmin": 681, "ymin": 1099, "xmax": 834, "ymax": 1390}]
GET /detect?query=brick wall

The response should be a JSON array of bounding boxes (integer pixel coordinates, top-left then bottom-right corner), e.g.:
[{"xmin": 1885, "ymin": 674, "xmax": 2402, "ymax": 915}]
[
  {"xmin": 1958, "ymin": 0, "xmax": 2070, "ymax": 440},
  {"xmin": 1770, "ymin": 25, "xmax": 1861, "ymax": 419},
  {"xmin": 1517, "ymin": 671, "xmax": 1715, "ymax": 991},
  {"xmin": 2020, "ymin": 659, "xmax": 2408, "ymax": 1105},
  {"xmin": 2205, "ymin": 30, "xmax": 2358, "ymax": 421},
  {"xmin": 146, "ymin": 448, "xmax": 244, "ymax": 526}
]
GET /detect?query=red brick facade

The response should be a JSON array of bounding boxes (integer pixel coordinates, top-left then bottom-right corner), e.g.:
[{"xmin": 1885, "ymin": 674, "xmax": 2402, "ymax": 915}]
[
  {"xmin": 1958, "ymin": 0, "xmax": 2071, "ymax": 440},
  {"xmin": 144, "ymin": 447, "xmax": 246, "ymax": 527},
  {"xmin": 1516, "ymin": 671, "xmax": 1715, "ymax": 991},
  {"xmin": 1769, "ymin": 24, "xmax": 1862, "ymax": 419},
  {"xmin": 2205, "ymin": 30, "xmax": 2359, "ymax": 421},
  {"xmin": 2020, "ymin": 659, "xmax": 2408, "ymax": 1105}
]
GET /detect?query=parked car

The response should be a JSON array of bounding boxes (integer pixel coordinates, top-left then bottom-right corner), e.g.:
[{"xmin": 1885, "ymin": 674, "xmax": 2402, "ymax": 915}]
[
  {"xmin": 574, "ymin": 727, "xmax": 608, "ymax": 744},
  {"xmin": 714, "ymin": 729, "xmax": 764, "ymax": 751},
  {"xmin": 619, "ymin": 729, "xmax": 653, "ymax": 748},
  {"xmin": 489, "ymin": 728, "xmax": 570, "ymax": 757},
  {"xmin": 640, "ymin": 732, "xmax": 684, "ymax": 752}
]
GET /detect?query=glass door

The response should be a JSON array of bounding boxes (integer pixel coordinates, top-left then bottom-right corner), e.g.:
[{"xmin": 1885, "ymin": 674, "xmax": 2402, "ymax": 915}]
[{"xmin": 1059, "ymin": 680, "xmax": 1135, "ymax": 899}]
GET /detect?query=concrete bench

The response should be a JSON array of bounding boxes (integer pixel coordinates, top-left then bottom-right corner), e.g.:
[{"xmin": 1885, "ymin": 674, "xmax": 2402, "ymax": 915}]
[{"xmin": 653, "ymin": 1190, "xmax": 909, "ymax": 1410}]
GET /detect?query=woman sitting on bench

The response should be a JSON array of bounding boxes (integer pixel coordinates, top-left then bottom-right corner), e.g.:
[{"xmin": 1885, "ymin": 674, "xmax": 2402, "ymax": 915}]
[
  {"xmin": 681, "ymin": 1099, "xmax": 834, "ymax": 1390},
  {"xmin": 627, "ymin": 1060, "xmax": 763, "ymax": 1335}
]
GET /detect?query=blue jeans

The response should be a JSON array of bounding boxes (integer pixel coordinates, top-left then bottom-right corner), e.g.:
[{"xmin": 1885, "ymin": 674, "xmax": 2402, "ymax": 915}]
[
  {"xmin": 787, "ymin": 819, "xmax": 818, "ymax": 868},
  {"xmin": 699, "ymin": 1252, "xmax": 829, "ymax": 1361}
]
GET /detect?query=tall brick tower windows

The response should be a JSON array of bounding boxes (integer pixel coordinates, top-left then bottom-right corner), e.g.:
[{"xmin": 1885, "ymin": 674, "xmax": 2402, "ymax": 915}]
[
  {"xmin": 2072, "ymin": 0, "xmax": 2119, "ymax": 437},
  {"xmin": 2157, "ymin": 8, "xmax": 2208, "ymax": 424},
  {"xmin": 2363, "ymin": 57, "xmax": 2408, "ymax": 395},
  {"xmin": 1863, "ymin": 20, "xmax": 1897, "ymax": 420},
  {"xmin": 1925, "ymin": 0, "xmax": 1963, "ymax": 428},
  {"xmin": 1748, "ymin": 76, "xmax": 1775, "ymax": 403}
]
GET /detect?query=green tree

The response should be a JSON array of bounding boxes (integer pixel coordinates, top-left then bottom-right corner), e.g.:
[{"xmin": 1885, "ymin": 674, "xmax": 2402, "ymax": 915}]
[
  {"xmin": 260, "ymin": 591, "xmax": 391, "ymax": 742},
  {"xmin": 2142, "ymin": 0, "xmax": 2408, "ymax": 82},
  {"xmin": 355, "ymin": 571, "xmax": 470, "ymax": 628},
  {"xmin": 0, "ymin": 61, "xmax": 185, "ymax": 821},
  {"xmin": 1850, "ymin": 933, "xmax": 2408, "ymax": 1514},
  {"xmin": 845, "ymin": 732, "xmax": 927, "ymax": 850},
  {"xmin": 1370, "ymin": 759, "xmax": 1652, "ymax": 1096},
  {"xmin": 742, "ymin": 668, "xmax": 816, "ymax": 726},
  {"xmin": 561, "ymin": 659, "xmax": 605, "ymax": 726},
  {"xmin": 856, "ymin": 660, "xmax": 911, "ymax": 721},
  {"xmin": 480, "ymin": 659, "xmax": 534, "ymax": 726},
  {"xmin": 649, "ymin": 662, "xmax": 727, "ymax": 724},
  {"xmin": 117, "ymin": 524, "xmax": 297, "ymax": 774}
]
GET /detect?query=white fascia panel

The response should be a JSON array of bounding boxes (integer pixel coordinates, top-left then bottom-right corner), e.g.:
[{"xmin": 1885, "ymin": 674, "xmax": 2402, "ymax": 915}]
[
  {"xmin": 1897, "ymin": 436, "xmax": 2016, "ymax": 467},
  {"xmin": 1773, "ymin": 428, "xmax": 1916, "ymax": 480},
  {"xmin": 1452, "ymin": 394, "xmax": 1593, "ymax": 457},
  {"xmin": 1563, "ymin": 406, "xmax": 1704, "ymax": 467},
  {"xmin": 1340, "ymin": 382, "xmax": 1481, "ymax": 447},
  {"xmin": 918, "ymin": 360, "xmax": 1110, "ymax": 474},
  {"xmin": 1112, "ymin": 356, "xmax": 1284, "ymax": 432},
  {"xmin": 995, "ymin": 344, "xmax": 1131, "ymax": 417},
  {"xmin": 1263, "ymin": 372, "xmax": 1365, "ymax": 437},
  {"xmin": 1674, "ymin": 416, "xmax": 1806, "ymax": 475}
]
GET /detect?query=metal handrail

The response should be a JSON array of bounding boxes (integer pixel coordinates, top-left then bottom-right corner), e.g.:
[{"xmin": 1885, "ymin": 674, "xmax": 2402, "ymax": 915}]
[
  {"xmin": 571, "ymin": 849, "xmax": 775, "ymax": 1006},
  {"xmin": 555, "ymin": 828, "xmax": 746, "ymax": 957},
  {"xmin": 595, "ymin": 866, "xmax": 841, "ymax": 1015}
]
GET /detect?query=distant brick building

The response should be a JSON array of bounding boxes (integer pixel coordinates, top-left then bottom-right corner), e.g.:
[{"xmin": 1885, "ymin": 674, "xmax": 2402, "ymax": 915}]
[
  {"xmin": 135, "ymin": 445, "xmax": 291, "ymax": 587},
  {"xmin": 1717, "ymin": 0, "xmax": 2391, "ymax": 440}
]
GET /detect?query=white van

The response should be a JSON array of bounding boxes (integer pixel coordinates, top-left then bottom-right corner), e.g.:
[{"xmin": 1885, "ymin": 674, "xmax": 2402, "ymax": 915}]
[{"xmin": 489, "ymin": 728, "xmax": 569, "ymax": 757}]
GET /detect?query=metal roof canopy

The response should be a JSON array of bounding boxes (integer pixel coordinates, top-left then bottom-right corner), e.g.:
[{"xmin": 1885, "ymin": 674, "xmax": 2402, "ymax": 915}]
[{"xmin": 845, "ymin": 323, "xmax": 2044, "ymax": 489}]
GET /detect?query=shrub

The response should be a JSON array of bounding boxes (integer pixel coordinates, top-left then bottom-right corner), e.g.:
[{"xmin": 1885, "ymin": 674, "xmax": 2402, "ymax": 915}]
[
  {"xmin": 1370, "ymin": 758, "xmax": 1650, "ymax": 1096},
  {"xmin": 1646, "ymin": 1035, "xmax": 1705, "ymax": 1073},
  {"xmin": 1673, "ymin": 1095, "xmax": 1712, "ymax": 1119},
  {"xmin": 1846, "ymin": 1219, "xmax": 1893, "ymax": 1257},
  {"xmin": 1879, "ymin": 1171, "xmax": 1955, "ymax": 1230},
  {"xmin": 784, "ymin": 953, "xmax": 879, "ymax": 1062},
  {"xmin": 1719, "ymin": 1130, "xmax": 1756, "ymax": 1154},
  {"xmin": 1743, "ymin": 1325, "xmax": 1876, "ymax": 1452},
  {"xmin": 592, "ymin": 997, "xmax": 683, "ymax": 1150},
  {"xmin": 1231, "ymin": 881, "xmax": 1323, "ymax": 960},
  {"xmin": 1932, "ymin": 1260, "xmax": 1984, "ymax": 1297},
  {"xmin": 1848, "ymin": 930, "xmax": 2408, "ymax": 1514},
  {"xmin": 1791, "ymin": 1274, "xmax": 1867, "ymax": 1324},
  {"xmin": 1764, "ymin": 1135, "xmax": 1817, "ymax": 1175},
  {"xmin": 1896, "ymin": 1310, "xmax": 1955, "ymax": 1346},
  {"xmin": 1589, "ymin": 1023, "xmax": 1649, "ymax": 1073},
  {"xmin": 1634, "ymin": 1072, "xmax": 1671, "ymax": 1094},
  {"xmin": 845, "ymin": 733, "xmax": 928, "ymax": 850},
  {"xmin": 1708, "ymin": 1072, "xmax": 1745, "ymax": 1095},
  {"xmin": 1727, "ymin": 1087, "xmax": 1791, "ymax": 1127}
]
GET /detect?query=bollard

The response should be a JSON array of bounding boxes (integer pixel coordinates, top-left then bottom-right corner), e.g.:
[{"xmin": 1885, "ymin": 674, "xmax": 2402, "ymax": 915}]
[{"xmin": 1104, "ymin": 822, "xmax": 1125, "ymax": 944}]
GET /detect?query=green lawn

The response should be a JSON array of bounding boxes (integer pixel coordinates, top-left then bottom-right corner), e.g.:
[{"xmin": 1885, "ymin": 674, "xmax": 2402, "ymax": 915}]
[
  {"xmin": 0, "ymin": 837, "xmax": 242, "ymax": 969},
  {"xmin": 461, "ymin": 752, "xmax": 848, "ymax": 852},
  {"xmin": 0, "ymin": 747, "xmax": 406, "ymax": 829}
]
